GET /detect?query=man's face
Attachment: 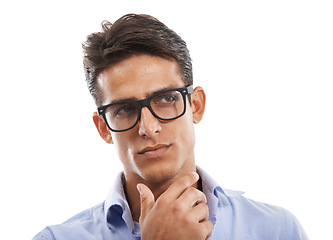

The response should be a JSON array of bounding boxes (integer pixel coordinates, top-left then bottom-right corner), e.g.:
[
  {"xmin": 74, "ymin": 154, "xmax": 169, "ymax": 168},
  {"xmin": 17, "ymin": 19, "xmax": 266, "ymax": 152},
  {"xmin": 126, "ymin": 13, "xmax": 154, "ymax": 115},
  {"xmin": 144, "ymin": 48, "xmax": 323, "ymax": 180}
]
[{"xmin": 94, "ymin": 54, "xmax": 205, "ymax": 184}]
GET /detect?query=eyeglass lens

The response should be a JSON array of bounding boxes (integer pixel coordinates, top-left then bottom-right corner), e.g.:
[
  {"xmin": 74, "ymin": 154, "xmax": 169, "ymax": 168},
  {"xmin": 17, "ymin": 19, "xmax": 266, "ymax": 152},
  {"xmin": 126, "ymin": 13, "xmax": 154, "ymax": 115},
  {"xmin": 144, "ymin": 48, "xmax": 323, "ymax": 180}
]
[{"xmin": 104, "ymin": 90, "xmax": 185, "ymax": 131}]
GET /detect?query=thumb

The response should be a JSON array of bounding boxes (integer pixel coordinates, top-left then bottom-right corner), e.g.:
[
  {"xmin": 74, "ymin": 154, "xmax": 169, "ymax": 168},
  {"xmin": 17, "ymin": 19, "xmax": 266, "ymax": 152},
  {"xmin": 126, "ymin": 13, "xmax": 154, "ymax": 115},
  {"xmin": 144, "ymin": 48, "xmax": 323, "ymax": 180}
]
[{"xmin": 137, "ymin": 183, "xmax": 155, "ymax": 223}]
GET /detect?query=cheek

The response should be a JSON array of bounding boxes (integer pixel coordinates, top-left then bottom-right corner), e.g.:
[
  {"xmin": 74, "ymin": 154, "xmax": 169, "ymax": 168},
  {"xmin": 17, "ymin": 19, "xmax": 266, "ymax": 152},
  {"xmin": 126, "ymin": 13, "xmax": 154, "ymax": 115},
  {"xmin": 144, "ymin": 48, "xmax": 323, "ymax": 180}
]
[
  {"xmin": 111, "ymin": 134, "xmax": 134, "ymax": 165},
  {"xmin": 172, "ymin": 113, "xmax": 196, "ymax": 150}
]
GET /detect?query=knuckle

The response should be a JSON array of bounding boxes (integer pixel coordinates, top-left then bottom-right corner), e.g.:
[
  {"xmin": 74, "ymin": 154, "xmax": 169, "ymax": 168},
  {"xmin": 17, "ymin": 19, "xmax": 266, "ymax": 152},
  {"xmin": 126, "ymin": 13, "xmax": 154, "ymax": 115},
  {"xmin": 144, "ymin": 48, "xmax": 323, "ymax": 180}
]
[
  {"xmin": 170, "ymin": 201, "xmax": 183, "ymax": 213},
  {"xmin": 203, "ymin": 203, "xmax": 209, "ymax": 212},
  {"xmin": 201, "ymin": 192, "xmax": 208, "ymax": 203},
  {"xmin": 189, "ymin": 172, "xmax": 199, "ymax": 183},
  {"xmin": 178, "ymin": 178, "xmax": 191, "ymax": 189},
  {"xmin": 186, "ymin": 186, "xmax": 197, "ymax": 195},
  {"xmin": 184, "ymin": 214, "xmax": 194, "ymax": 225},
  {"xmin": 197, "ymin": 191, "xmax": 207, "ymax": 203},
  {"xmin": 196, "ymin": 225, "xmax": 212, "ymax": 240},
  {"xmin": 192, "ymin": 224, "xmax": 207, "ymax": 238},
  {"xmin": 155, "ymin": 195, "xmax": 167, "ymax": 207},
  {"xmin": 180, "ymin": 173, "xmax": 198, "ymax": 187},
  {"xmin": 198, "ymin": 202, "xmax": 209, "ymax": 214},
  {"xmin": 187, "ymin": 187, "xmax": 207, "ymax": 204},
  {"xmin": 205, "ymin": 221, "xmax": 214, "ymax": 235}
]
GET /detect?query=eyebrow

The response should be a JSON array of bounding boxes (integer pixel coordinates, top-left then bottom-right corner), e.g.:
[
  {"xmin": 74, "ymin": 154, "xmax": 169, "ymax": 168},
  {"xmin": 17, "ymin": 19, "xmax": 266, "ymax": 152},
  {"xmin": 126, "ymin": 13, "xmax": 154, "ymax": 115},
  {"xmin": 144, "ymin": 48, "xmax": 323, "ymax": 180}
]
[{"xmin": 109, "ymin": 85, "xmax": 183, "ymax": 104}]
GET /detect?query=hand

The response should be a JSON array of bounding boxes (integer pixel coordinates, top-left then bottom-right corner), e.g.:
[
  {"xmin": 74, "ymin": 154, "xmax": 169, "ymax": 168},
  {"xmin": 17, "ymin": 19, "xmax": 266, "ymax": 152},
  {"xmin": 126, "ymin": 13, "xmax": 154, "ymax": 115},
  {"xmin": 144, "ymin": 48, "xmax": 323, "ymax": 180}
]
[{"xmin": 137, "ymin": 172, "xmax": 213, "ymax": 240}]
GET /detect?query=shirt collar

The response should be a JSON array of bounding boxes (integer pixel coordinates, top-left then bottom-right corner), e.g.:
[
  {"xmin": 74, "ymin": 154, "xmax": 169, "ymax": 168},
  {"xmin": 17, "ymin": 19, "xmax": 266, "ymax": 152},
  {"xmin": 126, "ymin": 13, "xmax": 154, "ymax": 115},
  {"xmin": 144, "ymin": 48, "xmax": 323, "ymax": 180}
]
[
  {"xmin": 104, "ymin": 172, "xmax": 126, "ymax": 218},
  {"xmin": 104, "ymin": 172, "xmax": 139, "ymax": 235},
  {"xmin": 104, "ymin": 167, "xmax": 244, "ymax": 230},
  {"xmin": 197, "ymin": 166, "xmax": 244, "ymax": 199},
  {"xmin": 196, "ymin": 166, "xmax": 244, "ymax": 224}
]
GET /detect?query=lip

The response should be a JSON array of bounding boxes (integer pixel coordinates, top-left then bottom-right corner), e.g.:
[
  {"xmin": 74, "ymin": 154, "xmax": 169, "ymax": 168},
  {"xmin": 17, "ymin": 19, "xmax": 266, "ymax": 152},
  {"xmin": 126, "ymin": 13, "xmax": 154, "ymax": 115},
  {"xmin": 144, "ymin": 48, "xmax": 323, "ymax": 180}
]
[{"xmin": 138, "ymin": 144, "xmax": 170, "ymax": 159}]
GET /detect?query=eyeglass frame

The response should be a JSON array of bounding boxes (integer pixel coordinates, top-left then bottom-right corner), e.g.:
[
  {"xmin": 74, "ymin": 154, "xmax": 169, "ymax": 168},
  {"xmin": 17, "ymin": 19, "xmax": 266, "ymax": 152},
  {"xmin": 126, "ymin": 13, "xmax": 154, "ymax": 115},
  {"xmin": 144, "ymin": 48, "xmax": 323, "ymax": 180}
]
[{"xmin": 97, "ymin": 85, "xmax": 194, "ymax": 132}]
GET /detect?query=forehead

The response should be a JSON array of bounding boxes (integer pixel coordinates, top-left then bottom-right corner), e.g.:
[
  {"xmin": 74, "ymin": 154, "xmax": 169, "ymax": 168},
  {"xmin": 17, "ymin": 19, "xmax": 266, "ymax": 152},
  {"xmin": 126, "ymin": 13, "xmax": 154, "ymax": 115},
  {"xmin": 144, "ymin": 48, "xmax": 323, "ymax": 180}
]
[{"xmin": 97, "ymin": 55, "xmax": 184, "ymax": 104}]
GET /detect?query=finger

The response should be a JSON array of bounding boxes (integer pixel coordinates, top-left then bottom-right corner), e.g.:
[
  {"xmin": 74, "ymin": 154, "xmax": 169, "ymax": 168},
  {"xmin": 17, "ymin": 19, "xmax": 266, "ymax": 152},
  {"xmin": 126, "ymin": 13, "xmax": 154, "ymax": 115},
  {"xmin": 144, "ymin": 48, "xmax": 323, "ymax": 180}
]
[
  {"xmin": 161, "ymin": 172, "xmax": 199, "ymax": 200},
  {"xmin": 137, "ymin": 183, "xmax": 155, "ymax": 223},
  {"xmin": 177, "ymin": 187, "xmax": 207, "ymax": 207},
  {"xmin": 200, "ymin": 220, "xmax": 214, "ymax": 240},
  {"xmin": 191, "ymin": 203, "xmax": 209, "ymax": 223}
]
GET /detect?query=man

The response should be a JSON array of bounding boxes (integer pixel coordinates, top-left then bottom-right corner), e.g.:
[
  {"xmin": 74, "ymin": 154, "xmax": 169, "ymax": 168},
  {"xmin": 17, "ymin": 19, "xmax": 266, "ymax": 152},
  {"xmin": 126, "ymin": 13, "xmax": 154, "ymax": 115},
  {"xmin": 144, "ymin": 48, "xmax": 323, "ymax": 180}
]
[{"xmin": 33, "ymin": 14, "xmax": 308, "ymax": 239}]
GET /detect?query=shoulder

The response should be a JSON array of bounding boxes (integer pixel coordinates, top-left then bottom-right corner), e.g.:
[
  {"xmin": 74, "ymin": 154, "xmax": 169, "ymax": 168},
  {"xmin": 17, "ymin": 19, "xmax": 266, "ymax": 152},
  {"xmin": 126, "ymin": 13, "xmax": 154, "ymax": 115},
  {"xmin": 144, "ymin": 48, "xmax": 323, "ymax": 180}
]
[
  {"xmin": 216, "ymin": 190, "xmax": 308, "ymax": 239},
  {"xmin": 32, "ymin": 202, "xmax": 107, "ymax": 240},
  {"xmin": 62, "ymin": 202, "xmax": 105, "ymax": 224},
  {"xmin": 217, "ymin": 188, "xmax": 289, "ymax": 223}
]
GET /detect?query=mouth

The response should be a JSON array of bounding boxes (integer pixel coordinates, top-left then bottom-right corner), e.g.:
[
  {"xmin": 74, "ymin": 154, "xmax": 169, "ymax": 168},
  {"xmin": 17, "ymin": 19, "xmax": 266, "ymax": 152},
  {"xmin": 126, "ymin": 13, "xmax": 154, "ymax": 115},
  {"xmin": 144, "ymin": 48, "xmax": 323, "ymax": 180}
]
[{"xmin": 138, "ymin": 144, "xmax": 170, "ymax": 159}]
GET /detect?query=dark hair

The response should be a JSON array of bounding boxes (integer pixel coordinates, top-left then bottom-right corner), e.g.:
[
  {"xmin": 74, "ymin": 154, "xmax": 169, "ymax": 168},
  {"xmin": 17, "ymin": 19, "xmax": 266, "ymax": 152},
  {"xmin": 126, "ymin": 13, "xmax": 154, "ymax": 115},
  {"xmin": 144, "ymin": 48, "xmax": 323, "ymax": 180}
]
[{"xmin": 82, "ymin": 14, "xmax": 193, "ymax": 105}]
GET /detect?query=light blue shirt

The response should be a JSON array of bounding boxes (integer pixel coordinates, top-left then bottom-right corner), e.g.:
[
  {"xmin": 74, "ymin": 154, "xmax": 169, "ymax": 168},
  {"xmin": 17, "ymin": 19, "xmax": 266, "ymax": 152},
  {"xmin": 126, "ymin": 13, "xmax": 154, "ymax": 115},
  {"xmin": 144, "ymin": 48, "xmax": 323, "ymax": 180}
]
[{"xmin": 33, "ymin": 167, "xmax": 308, "ymax": 239}]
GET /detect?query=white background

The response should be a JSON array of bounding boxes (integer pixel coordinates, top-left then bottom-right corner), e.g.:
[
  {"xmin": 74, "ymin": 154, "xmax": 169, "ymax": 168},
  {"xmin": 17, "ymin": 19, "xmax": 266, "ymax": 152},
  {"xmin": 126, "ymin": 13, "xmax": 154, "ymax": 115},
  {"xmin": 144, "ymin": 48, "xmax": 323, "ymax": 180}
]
[{"xmin": 1, "ymin": 0, "xmax": 332, "ymax": 239}]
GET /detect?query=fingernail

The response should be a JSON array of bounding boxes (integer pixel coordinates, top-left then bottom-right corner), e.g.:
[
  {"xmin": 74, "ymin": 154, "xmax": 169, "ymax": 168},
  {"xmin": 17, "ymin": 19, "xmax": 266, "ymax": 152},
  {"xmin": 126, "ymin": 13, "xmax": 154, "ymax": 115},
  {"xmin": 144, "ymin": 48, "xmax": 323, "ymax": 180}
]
[
  {"xmin": 136, "ymin": 184, "xmax": 142, "ymax": 195},
  {"xmin": 193, "ymin": 172, "xmax": 199, "ymax": 180}
]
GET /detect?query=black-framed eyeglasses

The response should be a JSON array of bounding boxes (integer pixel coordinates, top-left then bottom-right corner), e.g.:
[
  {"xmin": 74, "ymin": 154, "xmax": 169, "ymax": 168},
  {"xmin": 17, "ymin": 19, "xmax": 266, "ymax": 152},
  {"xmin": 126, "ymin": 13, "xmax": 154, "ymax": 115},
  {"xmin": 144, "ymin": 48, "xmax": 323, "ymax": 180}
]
[{"xmin": 98, "ymin": 85, "xmax": 193, "ymax": 132}]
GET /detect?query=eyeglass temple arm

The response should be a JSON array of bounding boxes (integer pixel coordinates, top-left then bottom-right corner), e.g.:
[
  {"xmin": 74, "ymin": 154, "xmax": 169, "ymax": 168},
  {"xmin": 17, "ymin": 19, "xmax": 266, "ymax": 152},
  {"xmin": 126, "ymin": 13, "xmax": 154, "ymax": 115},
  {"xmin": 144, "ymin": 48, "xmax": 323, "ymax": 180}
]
[{"xmin": 186, "ymin": 85, "xmax": 194, "ymax": 94}]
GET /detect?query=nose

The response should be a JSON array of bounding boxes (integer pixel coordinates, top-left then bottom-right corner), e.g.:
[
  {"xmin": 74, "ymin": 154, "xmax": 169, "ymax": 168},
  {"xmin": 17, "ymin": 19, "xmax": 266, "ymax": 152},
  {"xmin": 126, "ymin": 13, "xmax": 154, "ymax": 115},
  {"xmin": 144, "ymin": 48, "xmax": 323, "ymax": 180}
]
[{"xmin": 138, "ymin": 107, "xmax": 162, "ymax": 137}]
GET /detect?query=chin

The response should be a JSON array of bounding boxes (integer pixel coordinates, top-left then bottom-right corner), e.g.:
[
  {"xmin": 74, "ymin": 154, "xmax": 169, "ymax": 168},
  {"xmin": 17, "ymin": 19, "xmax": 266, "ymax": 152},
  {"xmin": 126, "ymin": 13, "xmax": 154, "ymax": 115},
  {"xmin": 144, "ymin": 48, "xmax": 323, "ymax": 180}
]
[{"xmin": 138, "ymin": 160, "xmax": 182, "ymax": 184}]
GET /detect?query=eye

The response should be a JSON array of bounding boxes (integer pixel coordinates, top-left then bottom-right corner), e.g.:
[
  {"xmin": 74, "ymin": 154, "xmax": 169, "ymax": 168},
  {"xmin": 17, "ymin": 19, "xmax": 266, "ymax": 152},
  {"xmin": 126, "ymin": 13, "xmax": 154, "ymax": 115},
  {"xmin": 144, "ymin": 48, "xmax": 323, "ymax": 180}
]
[
  {"xmin": 113, "ymin": 104, "xmax": 137, "ymax": 117},
  {"xmin": 154, "ymin": 92, "xmax": 179, "ymax": 105},
  {"xmin": 159, "ymin": 95, "xmax": 177, "ymax": 103}
]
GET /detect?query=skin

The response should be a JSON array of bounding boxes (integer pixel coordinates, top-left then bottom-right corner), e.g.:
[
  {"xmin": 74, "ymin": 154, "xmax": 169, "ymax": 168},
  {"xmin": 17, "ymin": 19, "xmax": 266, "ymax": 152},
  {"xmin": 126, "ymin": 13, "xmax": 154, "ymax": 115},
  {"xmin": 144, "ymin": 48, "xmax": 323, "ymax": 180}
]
[{"xmin": 93, "ymin": 54, "xmax": 212, "ymax": 239}]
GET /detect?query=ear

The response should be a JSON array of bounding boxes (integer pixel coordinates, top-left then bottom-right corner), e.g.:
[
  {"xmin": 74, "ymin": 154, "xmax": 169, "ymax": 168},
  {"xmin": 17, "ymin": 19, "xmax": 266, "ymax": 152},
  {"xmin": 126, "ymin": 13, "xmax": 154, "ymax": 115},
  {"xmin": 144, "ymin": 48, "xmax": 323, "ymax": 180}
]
[
  {"xmin": 191, "ymin": 86, "xmax": 206, "ymax": 124},
  {"xmin": 92, "ymin": 112, "xmax": 113, "ymax": 144}
]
